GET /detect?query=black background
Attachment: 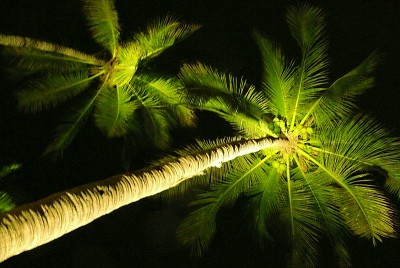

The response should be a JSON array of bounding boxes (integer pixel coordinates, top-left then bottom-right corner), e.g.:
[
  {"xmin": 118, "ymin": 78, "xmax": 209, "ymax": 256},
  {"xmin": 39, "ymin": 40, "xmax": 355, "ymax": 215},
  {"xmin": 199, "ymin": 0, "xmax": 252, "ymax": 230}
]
[{"xmin": 0, "ymin": 0, "xmax": 400, "ymax": 267}]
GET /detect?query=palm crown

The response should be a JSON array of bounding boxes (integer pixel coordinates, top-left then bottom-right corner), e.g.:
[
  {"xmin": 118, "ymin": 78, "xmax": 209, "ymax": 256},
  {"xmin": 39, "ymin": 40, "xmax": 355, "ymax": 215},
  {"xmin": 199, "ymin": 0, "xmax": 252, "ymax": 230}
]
[
  {"xmin": 175, "ymin": 4, "xmax": 400, "ymax": 266},
  {"xmin": 0, "ymin": 0, "xmax": 199, "ymax": 156}
]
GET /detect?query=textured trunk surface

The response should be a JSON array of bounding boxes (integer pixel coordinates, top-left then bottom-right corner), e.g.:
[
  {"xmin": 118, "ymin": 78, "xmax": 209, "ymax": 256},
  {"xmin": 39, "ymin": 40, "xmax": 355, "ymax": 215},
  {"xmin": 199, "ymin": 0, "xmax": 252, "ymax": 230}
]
[{"xmin": 0, "ymin": 137, "xmax": 285, "ymax": 262}]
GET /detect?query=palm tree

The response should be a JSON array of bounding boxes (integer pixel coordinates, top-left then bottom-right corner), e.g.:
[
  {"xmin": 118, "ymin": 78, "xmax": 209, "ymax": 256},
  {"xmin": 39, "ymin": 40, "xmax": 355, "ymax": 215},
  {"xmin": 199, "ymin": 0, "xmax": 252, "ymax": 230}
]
[
  {"xmin": 176, "ymin": 4, "xmax": 400, "ymax": 266},
  {"xmin": 0, "ymin": 137, "xmax": 288, "ymax": 263},
  {"xmin": 0, "ymin": 0, "xmax": 199, "ymax": 157}
]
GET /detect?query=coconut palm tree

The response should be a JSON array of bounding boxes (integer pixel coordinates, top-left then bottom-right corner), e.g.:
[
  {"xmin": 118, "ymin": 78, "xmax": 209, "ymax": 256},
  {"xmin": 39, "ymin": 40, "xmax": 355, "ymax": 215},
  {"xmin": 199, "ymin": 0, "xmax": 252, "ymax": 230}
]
[
  {"xmin": 0, "ymin": 0, "xmax": 199, "ymax": 157},
  {"xmin": 176, "ymin": 4, "xmax": 400, "ymax": 267},
  {"xmin": 0, "ymin": 137, "xmax": 288, "ymax": 263}
]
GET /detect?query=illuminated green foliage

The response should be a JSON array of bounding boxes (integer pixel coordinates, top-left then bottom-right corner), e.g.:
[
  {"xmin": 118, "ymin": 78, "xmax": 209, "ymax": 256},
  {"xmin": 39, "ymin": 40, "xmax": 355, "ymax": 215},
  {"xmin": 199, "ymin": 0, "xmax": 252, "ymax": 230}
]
[
  {"xmin": 176, "ymin": 3, "xmax": 400, "ymax": 267},
  {"xmin": 0, "ymin": 163, "xmax": 20, "ymax": 213},
  {"xmin": 0, "ymin": 0, "xmax": 199, "ymax": 157}
]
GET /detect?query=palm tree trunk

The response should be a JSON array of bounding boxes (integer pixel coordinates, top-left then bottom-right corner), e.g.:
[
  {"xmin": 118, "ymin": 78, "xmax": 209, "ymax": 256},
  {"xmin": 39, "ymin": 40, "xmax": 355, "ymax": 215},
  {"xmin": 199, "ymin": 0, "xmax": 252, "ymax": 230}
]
[{"xmin": 0, "ymin": 137, "xmax": 286, "ymax": 262}]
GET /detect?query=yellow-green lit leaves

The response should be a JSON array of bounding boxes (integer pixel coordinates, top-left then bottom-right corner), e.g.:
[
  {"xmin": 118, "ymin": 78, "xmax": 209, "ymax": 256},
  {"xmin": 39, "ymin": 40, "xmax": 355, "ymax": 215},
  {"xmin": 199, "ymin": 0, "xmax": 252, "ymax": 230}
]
[
  {"xmin": 133, "ymin": 76, "xmax": 196, "ymax": 127},
  {"xmin": 255, "ymin": 31, "xmax": 296, "ymax": 118},
  {"xmin": 339, "ymin": 186, "xmax": 396, "ymax": 244},
  {"xmin": 134, "ymin": 17, "xmax": 200, "ymax": 60},
  {"xmin": 17, "ymin": 70, "xmax": 94, "ymax": 113},
  {"xmin": 84, "ymin": 0, "xmax": 120, "ymax": 56},
  {"xmin": 94, "ymin": 85, "xmax": 138, "ymax": 137},
  {"xmin": 108, "ymin": 43, "xmax": 142, "ymax": 88},
  {"xmin": 313, "ymin": 52, "xmax": 381, "ymax": 124}
]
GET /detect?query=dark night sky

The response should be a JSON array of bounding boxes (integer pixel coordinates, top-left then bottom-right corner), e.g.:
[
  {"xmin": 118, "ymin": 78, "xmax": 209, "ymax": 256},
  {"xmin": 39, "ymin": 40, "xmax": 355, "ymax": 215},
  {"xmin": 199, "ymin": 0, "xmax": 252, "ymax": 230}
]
[{"xmin": 0, "ymin": 0, "xmax": 400, "ymax": 267}]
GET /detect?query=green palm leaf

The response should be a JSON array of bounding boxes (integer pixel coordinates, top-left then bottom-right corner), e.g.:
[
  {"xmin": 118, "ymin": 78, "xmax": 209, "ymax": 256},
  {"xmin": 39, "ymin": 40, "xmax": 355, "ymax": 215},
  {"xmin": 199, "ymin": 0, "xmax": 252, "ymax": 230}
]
[
  {"xmin": 255, "ymin": 32, "xmax": 296, "ymax": 118},
  {"xmin": 110, "ymin": 42, "xmax": 142, "ymax": 87},
  {"xmin": 0, "ymin": 34, "xmax": 102, "ymax": 67},
  {"xmin": 178, "ymin": 153, "xmax": 269, "ymax": 256},
  {"xmin": 309, "ymin": 52, "xmax": 380, "ymax": 124},
  {"xmin": 0, "ymin": 192, "xmax": 15, "ymax": 213},
  {"xmin": 94, "ymin": 85, "xmax": 139, "ymax": 137},
  {"xmin": 179, "ymin": 63, "xmax": 270, "ymax": 129},
  {"xmin": 17, "ymin": 70, "xmax": 98, "ymax": 113},
  {"xmin": 44, "ymin": 89, "xmax": 101, "ymax": 157},
  {"xmin": 285, "ymin": 4, "xmax": 329, "ymax": 128},
  {"xmin": 132, "ymin": 75, "xmax": 196, "ymax": 126},
  {"xmin": 134, "ymin": 16, "xmax": 200, "ymax": 60},
  {"xmin": 84, "ymin": 0, "xmax": 120, "ymax": 56}
]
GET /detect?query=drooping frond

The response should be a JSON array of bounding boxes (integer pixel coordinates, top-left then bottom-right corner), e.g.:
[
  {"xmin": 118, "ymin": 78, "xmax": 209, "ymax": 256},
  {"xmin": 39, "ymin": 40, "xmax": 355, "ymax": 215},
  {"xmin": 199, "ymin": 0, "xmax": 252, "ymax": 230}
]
[
  {"xmin": 84, "ymin": 0, "xmax": 120, "ymax": 56},
  {"xmin": 254, "ymin": 32, "xmax": 296, "ymax": 117},
  {"xmin": 311, "ymin": 52, "xmax": 380, "ymax": 124},
  {"xmin": 338, "ymin": 185, "xmax": 396, "ymax": 243},
  {"xmin": 17, "ymin": 70, "xmax": 97, "ymax": 113},
  {"xmin": 283, "ymin": 178, "xmax": 321, "ymax": 268},
  {"xmin": 134, "ymin": 16, "xmax": 200, "ymax": 60},
  {"xmin": 299, "ymin": 129, "xmax": 397, "ymax": 244},
  {"xmin": 44, "ymin": 90, "xmax": 101, "ymax": 157},
  {"xmin": 177, "ymin": 153, "xmax": 270, "ymax": 256},
  {"xmin": 0, "ymin": 192, "xmax": 15, "ymax": 213},
  {"xmin": 316, "ymin": 115, "xmax": 400, "ymax": 180},
  {"xmin": 0, "ymin": 34, "xmax": 102, "ymax": 66},
  {"xmin": 94, "ymin": 85, "xmax": 139, "ymax": 137},
  {"xmin": 180, "ymin": 63, "xmax": 269, "ymax": 122},
  {"xmin": 246, "ymin": 160, "xmax": 281, "ymax": 244},
  {"xmin": 216, "ymin": 111, "xmax": 276, "ymax": 138},
  {"xmin": 132, "ymin": 75, "xmax": 196, "ymax": 126}
]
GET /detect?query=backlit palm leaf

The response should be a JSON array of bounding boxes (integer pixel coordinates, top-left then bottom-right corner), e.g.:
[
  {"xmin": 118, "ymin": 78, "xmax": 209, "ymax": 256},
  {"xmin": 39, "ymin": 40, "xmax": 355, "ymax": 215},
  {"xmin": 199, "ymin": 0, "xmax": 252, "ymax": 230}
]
[
  {"xmin": 134, "ymin": 16, "xmax": 200, "ymax": 60},
  {"xmin": 44, "ymin": 90, "xmax": 101, "ymax": 157},
  {"xmin": 94, "ymin": 85, "xmax": 139, "ymax": 137},
  {"xmin": 132, "ymin": 75, "xmax": 196, "ymax": 126},
  {"xmin": 285, "ymin": 4, "xmax": 329, "ymax": 127},
  {"xmin": 309, "ymin": 52, "xmax": 380, "ymax": 124},
  {"xmin": 178, "ymin": 153, "xmax": 269, "ymax": 255},
  {"xmin": 255, "ymin": 32, "xmax": 296, "ymax": 118},
  {"xmin": 17, "ymin": 70, "xmax": 98, "ymax": 113},
  {"xmin": 84, "ymin": 0, "xmax": 120, "ymax": 56},
  {"xmin": 0, "ymin": 34, "xmax": 102, "ymax": 66}
]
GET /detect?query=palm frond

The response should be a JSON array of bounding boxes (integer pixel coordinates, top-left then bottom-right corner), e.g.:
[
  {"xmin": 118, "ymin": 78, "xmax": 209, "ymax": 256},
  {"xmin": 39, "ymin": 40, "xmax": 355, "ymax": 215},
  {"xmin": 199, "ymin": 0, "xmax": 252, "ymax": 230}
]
[
  {"xmin": 0, "ymin": 34, "xmax": 102, "ymax": 65},
  {"xmin": 254, "ymin": 31, "xmax": 296, "ymax": 118},
  {"xmin": 311, "ymin": 52, "xmax": 380, "ymax": 124},
  {"xmin": 0, "ymin": 192, "xmax": 15, "ymax": 213},
  {"xmin": 110, "ymin": 41, "xmax": 142, "ymax": 87},
  {"xmin": 285, "ymin": 4, "xmax": 329, "ymax": 127},
  {"xmin": 247, "ymin": 161, "xmax": 281, "ymax": 244},
  {"xmin": 84, "ymin": 0, "xmax": 120, "ymax": 56},
  {"xmin": 316, "ymin": 115, "xmax": 400, "ymax": 180},
  {"xmin": 180, "ymin": 63, "xmax": 269, "ymax": 124},
  {"xmin": 178, "ymin": 153, "xmax": 268, "ymax": 256},
  {"xmin": 338, "ymin": 185, "xmax": 396, "ymax": 243},
  {"xmin": 0, "ymin": 163, "xmax": 21, "ymax": 179},
  {"xmin": 132, "ymin": 75, "xmax": 196, "ymax": 126},
  {"xmin": 17, "ymin": 70, "xmax": 97, "ymax": 113},
  {"xmin": 298, "ymin": 147, "xmax": 397, "ymax": 244},
  {"xmin": 44, "ymin": 90, "xmax": 101, "ymax": 157},
  {"xmin": 134, "ymin": 16, "xmax": 200, "ymax": 60},
  {"xmin": 94, "ymin": 85, "xmax": 139, "ymax": 137}
]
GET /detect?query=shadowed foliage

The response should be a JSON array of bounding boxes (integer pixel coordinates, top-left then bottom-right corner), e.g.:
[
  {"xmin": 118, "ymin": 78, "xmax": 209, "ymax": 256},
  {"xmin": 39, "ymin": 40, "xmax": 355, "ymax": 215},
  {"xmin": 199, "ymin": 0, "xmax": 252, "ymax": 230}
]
[{"xmin": 0, "ymin": 0, "xmax": 199, "ymax": 157}]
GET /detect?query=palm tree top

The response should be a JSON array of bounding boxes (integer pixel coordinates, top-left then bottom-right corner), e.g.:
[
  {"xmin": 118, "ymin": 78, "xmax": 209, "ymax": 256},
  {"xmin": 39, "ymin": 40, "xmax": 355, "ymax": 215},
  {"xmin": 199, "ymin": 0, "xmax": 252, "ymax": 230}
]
[
  {"xmin": 176, "ymin": 3, "xmax": 400, "ymax": 266},
  {"xmin": 0, "ymin": 0, "xmax": 200, "ymax": 157}
]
